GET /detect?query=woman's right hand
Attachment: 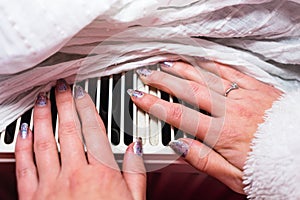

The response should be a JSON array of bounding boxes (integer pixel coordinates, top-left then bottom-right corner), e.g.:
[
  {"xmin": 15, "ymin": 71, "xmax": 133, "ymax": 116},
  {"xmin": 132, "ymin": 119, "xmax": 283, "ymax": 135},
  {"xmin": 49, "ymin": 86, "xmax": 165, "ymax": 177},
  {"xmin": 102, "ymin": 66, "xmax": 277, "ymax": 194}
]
[{"xmin": 129, "ymin": 61, "xmax": 282, "ymax": 194}]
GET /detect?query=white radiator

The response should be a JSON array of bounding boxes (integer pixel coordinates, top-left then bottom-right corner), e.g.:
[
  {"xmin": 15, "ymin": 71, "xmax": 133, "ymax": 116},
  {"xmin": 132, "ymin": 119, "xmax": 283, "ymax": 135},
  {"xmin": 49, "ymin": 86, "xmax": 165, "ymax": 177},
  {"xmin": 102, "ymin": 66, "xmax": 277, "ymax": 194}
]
[{"xmin": 0, "ymin": 67, "xmax": 196, "ymax": 172}]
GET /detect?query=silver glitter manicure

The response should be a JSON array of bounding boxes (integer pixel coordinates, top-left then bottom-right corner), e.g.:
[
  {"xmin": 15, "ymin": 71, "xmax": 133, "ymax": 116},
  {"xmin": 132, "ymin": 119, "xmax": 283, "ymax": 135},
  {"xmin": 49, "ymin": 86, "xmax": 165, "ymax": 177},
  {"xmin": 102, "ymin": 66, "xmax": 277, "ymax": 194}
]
[
  {"xmin": 56, "ymin": 79, "xmax": 68, "ymax": 92},
  {"xmin": 74, "ymin": 85, "xmax": 85, "ymax": 99},
  {"xmin": 36, "ymin": 92, "xmax": 47, "ymax": 107},
  {"xmin": 134, "ymin": 137, "xmax": 143, "ymax": 156},
  {"xmin": 169, "ymin": 140, "xmax": 189, "ymax": 157},
  {"xmin": 136, "ymin": 68, "xmax": 152, "ymax": 77},
  {"xmin": 20, "ymin": 123, "xmax": 28, "ymax": 139},
  {"xmin": 127, "ymin": 89, "xmax": 144, "ymax": 98}
]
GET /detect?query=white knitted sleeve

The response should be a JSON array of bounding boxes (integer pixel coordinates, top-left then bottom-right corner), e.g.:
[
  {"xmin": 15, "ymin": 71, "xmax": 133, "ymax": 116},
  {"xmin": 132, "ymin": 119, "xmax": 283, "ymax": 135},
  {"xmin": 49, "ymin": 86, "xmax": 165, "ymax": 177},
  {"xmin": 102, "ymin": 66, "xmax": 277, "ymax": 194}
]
[{"xmin": 243, "ymin": 90, "xmax": 300, "ymax": 199}]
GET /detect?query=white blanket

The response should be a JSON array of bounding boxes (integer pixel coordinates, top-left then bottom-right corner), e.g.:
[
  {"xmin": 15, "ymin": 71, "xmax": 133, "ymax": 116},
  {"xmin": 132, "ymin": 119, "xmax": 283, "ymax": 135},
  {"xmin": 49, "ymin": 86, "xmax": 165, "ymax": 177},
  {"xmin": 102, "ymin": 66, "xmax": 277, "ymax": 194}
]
[{"xmin": 1, "ymin": 0, "xmax": 300, "ymax": 132}]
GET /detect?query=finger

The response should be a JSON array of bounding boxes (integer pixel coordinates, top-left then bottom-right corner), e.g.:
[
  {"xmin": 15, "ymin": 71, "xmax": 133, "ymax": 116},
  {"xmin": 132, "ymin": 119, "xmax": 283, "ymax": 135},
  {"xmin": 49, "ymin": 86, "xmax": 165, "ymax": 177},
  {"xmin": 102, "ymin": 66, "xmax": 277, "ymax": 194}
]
[
  {"xmin": 136, "ymin": 69, "xmax": 226, "ymax": 116},
  {"xmin": 55, "ymin": 80, "xmax": 87, "ymax": 170},
  {"xmin": 169, "ymin": 138, "xmax": 244, "ymax": 194},
  {"xmin": 123, "ymin": 138, "xmax": 146, "ymax": 200},
  {"xmin": 195, "ymin": 60, "xmax": 263, "ymax": 90},
  {"xmin": 74, "ymin": 85, "xmax": 119, "ymax": 170},
  {"xmin": 128, "ymin": 90, "xmax": 215, "ymax": 142},
  {"xmin": 33, "ymin": 93, "xmax": 60, "ymax": 182},
  {"xmin": 160, "ymin": 61, "xmax": 233, "ymax": 95},
  {"xmin": 15, "ymin": 123, "xmax": 38, "ymax": 200}
]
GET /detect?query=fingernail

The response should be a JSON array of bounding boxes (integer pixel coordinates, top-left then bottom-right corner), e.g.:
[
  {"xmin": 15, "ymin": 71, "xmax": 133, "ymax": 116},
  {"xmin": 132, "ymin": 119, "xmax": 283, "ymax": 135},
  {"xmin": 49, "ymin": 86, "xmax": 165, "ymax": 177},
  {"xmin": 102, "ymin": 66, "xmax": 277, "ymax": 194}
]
[
  {"xmin": 127, "ymin": 89, "xmax": 144, "ymax": 98},
  {"xmin": 36, "ymin": 92, "xmax": 47, "ymax": 107},
  {"xmin": 136, "ymin": 68, "xmax": 152, "ymax": 77},
  {"xmin": 160, "ymin": 61, "xmax": 173, "ymax": 68},
  {"xmin": 20, "ymin": 123, "xmax": 28, "ymax": 139},
  {"xmin": 169, "ymin": 139, "xmax": 189, "ymax": 158},
  {"xmin": 134, "ymin": 137, "xmax": 143, "ymax": 156},
  {"xmin": 74, "ymin": 85, "xmax": 85, "ymax": 99},
  {"xmin": 56, "ymin": 79, "xmax": 67, "ymax": 92}
]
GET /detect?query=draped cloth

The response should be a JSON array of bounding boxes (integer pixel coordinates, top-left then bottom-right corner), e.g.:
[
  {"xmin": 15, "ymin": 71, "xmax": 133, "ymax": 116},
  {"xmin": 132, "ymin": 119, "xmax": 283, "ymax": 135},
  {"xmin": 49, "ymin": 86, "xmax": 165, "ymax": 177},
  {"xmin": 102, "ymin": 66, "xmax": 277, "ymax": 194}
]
[{"xmin": 1, "ymin": 0, "xmax": 300, "ymax": 136}]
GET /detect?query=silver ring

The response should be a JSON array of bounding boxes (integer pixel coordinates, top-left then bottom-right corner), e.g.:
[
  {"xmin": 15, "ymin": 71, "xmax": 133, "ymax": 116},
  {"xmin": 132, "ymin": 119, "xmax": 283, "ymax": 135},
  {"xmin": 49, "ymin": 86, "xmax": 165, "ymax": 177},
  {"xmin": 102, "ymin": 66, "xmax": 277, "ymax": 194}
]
[{"xmin": 225, "ymin": 82, "xmax": 239, "ymax": 97}]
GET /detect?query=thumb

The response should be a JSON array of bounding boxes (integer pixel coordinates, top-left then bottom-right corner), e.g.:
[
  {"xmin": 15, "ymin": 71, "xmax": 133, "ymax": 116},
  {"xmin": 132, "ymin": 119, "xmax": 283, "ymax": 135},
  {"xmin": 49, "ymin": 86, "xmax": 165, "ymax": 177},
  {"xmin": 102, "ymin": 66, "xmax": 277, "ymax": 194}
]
[
  {"xmin": 123, "ymin": 138, "xmax": 147, "ymax": 200},
  {"xmin": 169, "ymin": 138, "xmax": 245, "ymax": 194}
]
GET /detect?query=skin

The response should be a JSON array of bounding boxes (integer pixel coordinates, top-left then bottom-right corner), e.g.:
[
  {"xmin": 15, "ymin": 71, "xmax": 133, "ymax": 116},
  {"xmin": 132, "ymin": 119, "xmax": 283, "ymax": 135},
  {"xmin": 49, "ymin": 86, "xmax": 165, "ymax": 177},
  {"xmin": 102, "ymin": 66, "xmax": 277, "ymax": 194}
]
[
  {"xmin": 132, "ymin": 61, "xmax": 282, "ymax": 194},
  {"xmin": 15, "ymin": 81, "xmax": 146, "ymax": 200}
]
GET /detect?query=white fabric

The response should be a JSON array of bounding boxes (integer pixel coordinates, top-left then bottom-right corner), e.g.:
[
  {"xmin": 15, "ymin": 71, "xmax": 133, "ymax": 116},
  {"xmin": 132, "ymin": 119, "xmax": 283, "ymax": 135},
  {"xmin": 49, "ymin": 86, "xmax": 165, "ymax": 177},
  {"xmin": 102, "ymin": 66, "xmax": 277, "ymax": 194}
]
[
  {"xmin": 0, "ymin": 0, "xmax": 115, "ymax": 74},
  {"xmin": 243, "ymin": 90, "xmax": 300, "ymax": 199},
  {"xmin": 1, "ymin": 0, "xmax": 300, "ymax": 74},
  {"xmin": 1, "ymin": 0, "xmax": 300, "ymax": 131},
  {"xmin": 213, "ymin": 37, "xmax": 300, "ymax": 65}
]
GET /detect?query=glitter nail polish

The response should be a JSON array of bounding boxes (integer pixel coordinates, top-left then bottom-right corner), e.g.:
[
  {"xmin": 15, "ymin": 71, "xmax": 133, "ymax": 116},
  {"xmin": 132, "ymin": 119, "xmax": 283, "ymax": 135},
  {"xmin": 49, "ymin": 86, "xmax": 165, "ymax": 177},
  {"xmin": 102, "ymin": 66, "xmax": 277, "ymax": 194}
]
[
  {"xmin": 169, "ymin": 140, "xmax": 189, "ymax": 157},
  {"xmin": 74, "ymin": 85, "xmax": 85, "ymax": 99},
  {"xmin": 127, "ymin": 89, "xmax": 144, "ymax": 98},
  {"xmin": 20, "ymin": 123, "xmax": 28, "ymax": 139},
  {"xmin": 36, "ymin": 92, "xmax": 47, "ymax": 107},
  {"xmin": 134, "ymin": 137, "xmax": 143, "ymax": 156},
  {"xmin": 56, "ymin": 79, "xmax": 67, "ymax": 92},
  {"xmin": 136, "ymin": 68, "xmax": 152, "ymax": 77}
]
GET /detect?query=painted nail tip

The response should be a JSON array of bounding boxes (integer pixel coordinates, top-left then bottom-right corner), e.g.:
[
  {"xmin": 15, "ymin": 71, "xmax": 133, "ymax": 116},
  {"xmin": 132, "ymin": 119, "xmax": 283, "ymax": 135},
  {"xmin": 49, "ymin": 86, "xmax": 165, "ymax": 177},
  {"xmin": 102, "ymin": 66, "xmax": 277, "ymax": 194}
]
[
  {"xmin": 36, "ymin": 92, "xmax": 47, "ymax": 107},
  {"xmin": 161, "ymin": 61, "xmax": 173, "ymax": 67},
  {"xmin": 126, "ymin": 89, "xmax": 144, "ymax": 98},
  {"xmin": 169, "ymin": 140, "xmax": 189, "ymax": 157},
  {"xmin": 136, "ymin": 68, "xmax": 152, "ymax": 77},
  {"xmin": 134, "ymin": 137, "xmax": 143, "ymax": 156},
  {"xmin": 127, "ymin": 89, "xmax": 134, "ymax": 96},
  {"xmin": 74, "ymin": 85, "xmax": 85, "ymax": 99},
  {"xmin": 56, "ymin": 79, "xmax": 68, "ymax": 92},
  {"xmin": 20, "ymin": 123, "xmax": 28, "ymax": 139}
]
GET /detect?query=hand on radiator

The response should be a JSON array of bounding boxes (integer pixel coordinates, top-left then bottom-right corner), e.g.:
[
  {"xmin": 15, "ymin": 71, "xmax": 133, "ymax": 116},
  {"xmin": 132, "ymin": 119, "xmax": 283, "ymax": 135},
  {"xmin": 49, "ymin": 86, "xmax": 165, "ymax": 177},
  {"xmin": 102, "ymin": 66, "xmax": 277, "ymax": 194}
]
[
  {"xmin": 130, "ymin": 61, "xmax": 282, "ymax": 194},
  {"xmin": 14, "ymin": 80, "xmax": 146, "ymax": 200}
]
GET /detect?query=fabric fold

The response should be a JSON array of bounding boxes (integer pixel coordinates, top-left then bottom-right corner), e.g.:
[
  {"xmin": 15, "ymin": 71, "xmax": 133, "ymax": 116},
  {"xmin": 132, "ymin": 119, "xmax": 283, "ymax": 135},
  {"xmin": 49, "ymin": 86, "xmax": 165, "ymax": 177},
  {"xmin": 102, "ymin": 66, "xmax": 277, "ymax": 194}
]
[{"xmin": 1, "ymin": 0, "xmax": 300, "ymax": 134}]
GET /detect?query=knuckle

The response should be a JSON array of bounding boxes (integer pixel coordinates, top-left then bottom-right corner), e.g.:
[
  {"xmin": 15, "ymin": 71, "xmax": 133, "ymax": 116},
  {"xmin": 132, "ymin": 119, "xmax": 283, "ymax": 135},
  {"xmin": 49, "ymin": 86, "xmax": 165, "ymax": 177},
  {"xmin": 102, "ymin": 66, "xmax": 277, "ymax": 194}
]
[
  {"xmin": 219, "ymin": 126, "xmax": 236, "ymax": 144},
  {"xmin": 194, "ymin": 152, "xmax": 210, "ymax": 173},
  {"xmin": 152, "ymin": 71, "xmax": 167, "ymax": 83},
  {"xmin": 189, "ymin": 81, "xmax": 202, "ymax": 94},
  {"xmin": 145, "ymin": 71, "xmax": 167, "ymax": 88},
  {"xmin": 82, "ymin": 125, "xmax": 100, "ymax": 135},
  {"xmin": 81, "ymin": 114, "xmax": 106, "ymax": 132},
  {"xmin": 167, "ymin": 104, "xmax": 183, "ymax": 121},
  {"xmin": 15, "ymin": 145, "xmax": 32, "ymax": 153},
  {"xmin": 34, "ymin": 109, "xmax": 51, "ymax": 121},
  {"xmin": 57, "ymin": 92, "xmax": 73, "ymax": 104},
  {"xmin": 59, "ymin": 121, "xmax": 79, "ymax": 135},
  {"xmin": 17, "ymin": 167, "xmax": 35, "ymax": 179},
  {"xmin": 76, "ymin": 99, "xmax": 91, "ymax": 110},
  {"xmin": 211, "ymin": 63, "xmax": 223, "ymax": 76},
  {"xmin": 231, "ymin": 69, "xmax": 245, "ymax": 80},
  {"xmin": 35, "ymin": 140, "xmax": 56, "ymax": 152},
  {"xmin": 205, "ymin": 74, "xmax": 222, "ymax": 87}
]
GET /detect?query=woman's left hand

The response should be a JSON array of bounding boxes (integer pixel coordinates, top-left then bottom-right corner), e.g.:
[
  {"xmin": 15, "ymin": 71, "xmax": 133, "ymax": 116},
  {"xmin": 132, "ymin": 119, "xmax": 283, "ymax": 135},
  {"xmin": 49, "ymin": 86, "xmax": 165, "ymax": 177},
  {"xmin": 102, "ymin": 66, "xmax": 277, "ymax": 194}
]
[{"xmin": 128, "ymin": 60, "xmax": 282, "ymax": 194}]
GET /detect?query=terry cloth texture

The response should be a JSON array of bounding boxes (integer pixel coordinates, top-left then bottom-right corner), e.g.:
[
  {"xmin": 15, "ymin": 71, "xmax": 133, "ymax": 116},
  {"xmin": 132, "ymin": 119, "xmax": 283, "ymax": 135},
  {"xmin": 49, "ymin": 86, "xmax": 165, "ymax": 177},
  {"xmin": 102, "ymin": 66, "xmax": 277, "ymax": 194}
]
[{"xmin": 243, "ymin": 90, "xmax": 300, "ymax": 199}]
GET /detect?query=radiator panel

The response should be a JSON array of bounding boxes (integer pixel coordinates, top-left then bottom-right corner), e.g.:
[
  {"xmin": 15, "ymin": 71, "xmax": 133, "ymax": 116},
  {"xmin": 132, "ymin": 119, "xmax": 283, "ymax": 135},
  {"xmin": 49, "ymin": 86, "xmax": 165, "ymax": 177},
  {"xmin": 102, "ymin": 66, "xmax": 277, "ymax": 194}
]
[{"xmin": 0, "ymin": 67, "xmax": 192, "ymax": 168}]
